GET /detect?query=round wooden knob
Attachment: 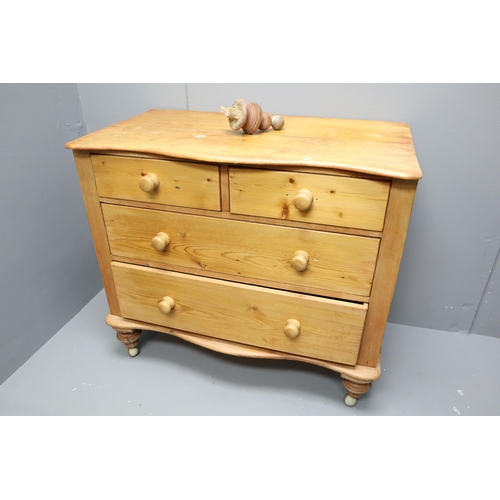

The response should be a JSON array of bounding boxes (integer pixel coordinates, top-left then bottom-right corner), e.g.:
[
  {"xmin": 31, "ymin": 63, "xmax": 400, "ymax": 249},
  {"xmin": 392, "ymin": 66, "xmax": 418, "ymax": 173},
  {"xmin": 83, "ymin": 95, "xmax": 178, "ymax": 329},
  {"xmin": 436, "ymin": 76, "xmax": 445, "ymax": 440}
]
[
  {"xmin": 293, "ymin": 189, "xmax": 313, "ymax": 212},
  {"xmin": 242, "ymin": 102, "xmax": 261, "ymax": 134},
  {"xmin": 158, "ymin": 296, "xmax": 175, "ymax": 314},
  {"xmin": 139, "ymin": 173, "xmax": 159, "ymax": 192},
  {"xmin": 284, "ymin": 319, "xmax": 301, "ymax": 339},
  {"xmin": 259, "ymin": 112, "xmax": 272, "ymax": 130},
  {"xmin": 151, "ymin": 232, "xmax": 170, "ymax": 252},
  {"xmin": 291, "ymin": 250, "xmax": 309, "ymax": 272}
]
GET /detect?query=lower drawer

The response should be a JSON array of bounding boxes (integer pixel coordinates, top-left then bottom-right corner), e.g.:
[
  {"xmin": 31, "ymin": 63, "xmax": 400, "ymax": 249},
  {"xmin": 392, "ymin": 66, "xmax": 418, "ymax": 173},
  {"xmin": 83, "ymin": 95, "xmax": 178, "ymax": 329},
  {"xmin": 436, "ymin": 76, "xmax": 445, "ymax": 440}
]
[{"xmin": 112, "ymin": 262, "xmax": 367, "ymax": 365}]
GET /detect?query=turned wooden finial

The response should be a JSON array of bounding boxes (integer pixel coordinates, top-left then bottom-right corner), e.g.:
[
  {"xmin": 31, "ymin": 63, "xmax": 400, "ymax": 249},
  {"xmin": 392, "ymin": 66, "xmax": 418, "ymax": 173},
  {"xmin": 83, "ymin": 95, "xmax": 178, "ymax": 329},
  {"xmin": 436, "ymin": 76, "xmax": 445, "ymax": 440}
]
[{"xmin": 220, "ymin": 98, "xmax": 285, "ymax": 134}]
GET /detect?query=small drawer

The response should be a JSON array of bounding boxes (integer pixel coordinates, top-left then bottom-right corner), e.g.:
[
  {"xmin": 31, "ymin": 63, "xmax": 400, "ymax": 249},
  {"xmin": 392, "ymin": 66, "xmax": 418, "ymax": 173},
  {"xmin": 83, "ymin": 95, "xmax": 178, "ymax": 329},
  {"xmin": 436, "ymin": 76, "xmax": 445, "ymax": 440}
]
[
  {"xmin": 92, "ymin": 154, "xmax": 221, "ymax": 211},
  {"xmin": 112, "ymin": 262, "xmax": 367, "ymax": 365},
  {"xmin": 103, "ymin": 204, "xmax": 380, "ymax": 298},
  {"xmin": 229, "ymin": 168, "xmax": 390, "ymax": 231}
]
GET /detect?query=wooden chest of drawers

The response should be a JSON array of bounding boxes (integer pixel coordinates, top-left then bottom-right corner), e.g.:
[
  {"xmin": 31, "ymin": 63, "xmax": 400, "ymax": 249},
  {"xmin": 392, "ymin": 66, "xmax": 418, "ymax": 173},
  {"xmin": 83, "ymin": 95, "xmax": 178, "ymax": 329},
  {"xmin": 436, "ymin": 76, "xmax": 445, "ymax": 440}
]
[{"xmin": 66, "ymin": 109, "xmax": 421, "ymax": 406}]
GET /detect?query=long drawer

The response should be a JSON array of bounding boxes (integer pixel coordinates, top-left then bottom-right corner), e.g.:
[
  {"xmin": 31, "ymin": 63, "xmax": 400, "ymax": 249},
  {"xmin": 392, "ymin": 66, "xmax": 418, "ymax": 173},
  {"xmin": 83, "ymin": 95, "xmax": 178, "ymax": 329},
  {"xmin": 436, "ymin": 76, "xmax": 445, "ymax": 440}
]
[
  {"xmin": 103, "ymin": 204, "xmax": 380, "ymax": 298},
  {"xmin": 229, "ymin": 168, "xmax": 390, "ymax": 231},
  {"xmin": 112, "ymin": 262, "xmax": 367, "ymax": 365},
  {"xmin": 92, "ymin": 154, "xmax": 221, "ymax": 210}
]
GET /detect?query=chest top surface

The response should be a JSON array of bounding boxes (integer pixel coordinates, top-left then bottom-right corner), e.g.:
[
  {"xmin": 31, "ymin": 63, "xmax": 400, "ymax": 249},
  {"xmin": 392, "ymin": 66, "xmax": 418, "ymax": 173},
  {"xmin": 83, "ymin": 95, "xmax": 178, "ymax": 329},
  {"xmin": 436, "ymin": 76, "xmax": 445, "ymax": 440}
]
[{"xmin": 66, "ymin": 109, "xmax": 422, "ymax": 180}]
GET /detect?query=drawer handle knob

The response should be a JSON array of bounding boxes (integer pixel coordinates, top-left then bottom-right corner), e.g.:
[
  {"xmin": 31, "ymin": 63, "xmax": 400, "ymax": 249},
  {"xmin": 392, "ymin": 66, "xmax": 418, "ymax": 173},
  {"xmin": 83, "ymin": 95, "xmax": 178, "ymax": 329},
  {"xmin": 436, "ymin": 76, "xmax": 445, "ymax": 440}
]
[
  {"xmin": 291, "ymin": 250, "xmax": 309, "ymax": 272},
  {"xmin": 293, "ymin": 189, "xmax": 313, "ymax": 212},
  {"xmin": 158, "ymin": 296, "xmax": 175, "ymax": 314},
  {"xmin": 151, "ymin": 232, "xmax": 170, "ymax": 252},
  {"xmin": 284, "ymin": 319, "xmax": 301, "ymax": 339},
  {"xmin": 139, "ymin": 173, "xmax": 159, "ymax": 192}
]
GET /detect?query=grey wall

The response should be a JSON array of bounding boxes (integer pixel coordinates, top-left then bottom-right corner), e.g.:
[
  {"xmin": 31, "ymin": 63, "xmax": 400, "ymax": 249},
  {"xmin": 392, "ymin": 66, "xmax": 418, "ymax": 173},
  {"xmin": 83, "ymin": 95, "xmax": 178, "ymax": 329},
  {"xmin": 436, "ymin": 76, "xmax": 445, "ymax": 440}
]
[
  {"xmin": 78, "ymin": 83, "xmax": 500, "ymax": 338},
  {"xmin": 0, "ymin": 84, "xmax": 102, "ymax": 384},
  {"xmin": 77, "ymin": 83, "xmax": 188, "ymax": 131}
]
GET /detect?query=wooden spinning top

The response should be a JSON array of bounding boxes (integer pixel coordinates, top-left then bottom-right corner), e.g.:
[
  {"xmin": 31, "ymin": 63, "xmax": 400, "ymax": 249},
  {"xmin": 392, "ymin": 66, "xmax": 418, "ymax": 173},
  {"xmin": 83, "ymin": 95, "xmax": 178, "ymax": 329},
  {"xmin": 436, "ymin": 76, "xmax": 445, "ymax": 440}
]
[{"xmin": 220, "ymin": 98, "xmax": 285, "ymax": 134}]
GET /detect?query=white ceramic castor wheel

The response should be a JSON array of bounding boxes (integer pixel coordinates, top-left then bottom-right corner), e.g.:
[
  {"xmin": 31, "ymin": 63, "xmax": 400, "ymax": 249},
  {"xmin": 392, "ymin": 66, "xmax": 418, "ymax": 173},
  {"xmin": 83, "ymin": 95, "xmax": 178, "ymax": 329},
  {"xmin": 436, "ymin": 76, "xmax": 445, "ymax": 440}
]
[
  {"xmin": 271, "ymin": 115, "xmax": 285, "ymax": 130},
  {"xmin": 128, "ymin": 347, "xmax": 139, "ymax": 357},
  {"xmin": 344, "ymin": 394, "xmax": 357, "ymax": 407}
]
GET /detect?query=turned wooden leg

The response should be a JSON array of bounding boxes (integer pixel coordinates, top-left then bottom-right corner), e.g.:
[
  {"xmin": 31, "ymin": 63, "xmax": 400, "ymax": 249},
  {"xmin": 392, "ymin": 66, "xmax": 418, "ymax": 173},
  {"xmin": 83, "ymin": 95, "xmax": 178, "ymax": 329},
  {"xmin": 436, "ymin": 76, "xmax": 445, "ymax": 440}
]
[
  {"xmin": 115, "ymin": 329, "xmax": 142, "ymax": 357},
  {"xmin": 341, "ymin": 377, "xmax": 372, "ymax": 407}
]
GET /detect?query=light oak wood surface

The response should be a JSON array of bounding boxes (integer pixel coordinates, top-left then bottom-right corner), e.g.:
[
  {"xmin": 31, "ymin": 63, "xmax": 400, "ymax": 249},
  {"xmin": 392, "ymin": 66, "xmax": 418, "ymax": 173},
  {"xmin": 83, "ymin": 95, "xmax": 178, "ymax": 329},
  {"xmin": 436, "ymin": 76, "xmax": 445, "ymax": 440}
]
[
  {"xmin": 72, "ymin": 151, "xmax": 121, "ymax": 315},
  {"xmin": 98, "ymin": 196, "xmax": 384, "ymax": 238},
  {"xmin": 66, "ymin": 109, "xmax": 422, "ymax": 180},
  {"xmin": 92, "ymin": 154, "xmax": 221, "ymax": 211},
  {"xmin": 112, "ymin": 262, "xmax": 367, "ymax": 365},
  {"xmin": 102, "ymin": 204, "xmax": 380, "ymax": 299},
  {"xmin": 106, "ymin": 314, "xmax": 381, "ymax": 382},
  {"xmin": 230, "ymin": 168, "xmax": 391, "ymax": 231},
  {"xmin": 357, "ymin": 179, "xmax": 418, "ymax": 367}
]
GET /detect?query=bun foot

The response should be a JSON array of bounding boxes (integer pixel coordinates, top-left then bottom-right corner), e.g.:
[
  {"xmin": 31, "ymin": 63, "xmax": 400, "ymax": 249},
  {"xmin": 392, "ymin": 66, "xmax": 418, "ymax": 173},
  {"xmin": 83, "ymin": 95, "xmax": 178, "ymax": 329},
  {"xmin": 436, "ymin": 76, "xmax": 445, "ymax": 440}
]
[
  {"xmin": 341, "ymin": 376, "xmax": 372, "ymax": 406},
  {"xmin": 115, "ymin": 329, "xmax": 142, "ymax": 357}
]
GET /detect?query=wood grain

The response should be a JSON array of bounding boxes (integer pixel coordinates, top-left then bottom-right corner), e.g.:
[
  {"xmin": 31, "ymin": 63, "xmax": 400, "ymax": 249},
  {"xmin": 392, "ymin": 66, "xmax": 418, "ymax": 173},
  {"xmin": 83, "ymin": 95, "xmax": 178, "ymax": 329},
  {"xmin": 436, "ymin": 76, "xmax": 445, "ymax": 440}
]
[
  {"xmin": 102, "ymin": 204, "xmax": 380, "ymax": 298},
  {"xmin": 98, "ymin": 196, "xmax": 384, "ymax": 238},
  {"xmin": 72, "ymin": 151, "xmax": 121, "ymax": 315},
  {"xmin": 91, "ymin": 154, "xmax": 221, "ymax": 211},
  {"xmin": 357, "ymin": 179, "xmax": 418, "ymax": 367},
  {"xmin": 229, "ymin": 168, "xmax": 390, "ymax": 231},
  {"xmin": 219, "ymin": 164, "xmax": 230, "ymax": 212},
  {"xmin": 106, "ymin": 314, "xmax": 382, "ymax": 382},
  {"xmin": 111, "ymin": 262, "xmax": 368, "ymax": 365},
  {"xmin": 66, "ymin": 109, "xmax": 422, "ymax": 180}
]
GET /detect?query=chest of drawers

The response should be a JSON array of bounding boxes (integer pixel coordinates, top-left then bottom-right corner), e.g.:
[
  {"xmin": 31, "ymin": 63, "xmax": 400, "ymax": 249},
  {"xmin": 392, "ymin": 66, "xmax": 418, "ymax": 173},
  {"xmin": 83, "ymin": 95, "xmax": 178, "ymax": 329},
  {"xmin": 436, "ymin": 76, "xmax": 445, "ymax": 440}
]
[{"xmin": 66, "ymin": 109, "xmax": 421, "ymax": 406}]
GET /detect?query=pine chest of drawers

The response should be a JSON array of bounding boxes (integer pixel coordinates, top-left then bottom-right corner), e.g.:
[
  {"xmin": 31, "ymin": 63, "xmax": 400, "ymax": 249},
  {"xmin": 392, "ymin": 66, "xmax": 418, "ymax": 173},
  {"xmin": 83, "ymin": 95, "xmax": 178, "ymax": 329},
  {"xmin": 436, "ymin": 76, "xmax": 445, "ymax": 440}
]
[{"xmin": 66, "ymin": 109, "xmax": 421, "ymax": 406}]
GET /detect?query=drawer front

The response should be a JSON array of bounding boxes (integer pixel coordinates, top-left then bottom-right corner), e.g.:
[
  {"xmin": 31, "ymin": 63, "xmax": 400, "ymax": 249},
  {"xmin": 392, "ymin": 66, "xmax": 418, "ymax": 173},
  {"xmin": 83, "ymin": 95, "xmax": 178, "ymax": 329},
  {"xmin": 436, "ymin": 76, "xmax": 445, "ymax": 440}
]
[
  {"xmin": 112, "ymin": 262, "xmax": 367, "ymax": 365},
  {"xmin": 229, "ymin": 168, "xmax": 390, "ymax": 231},
  {"xmin": 92, "ymin": 154, "xmax": 221, "ymax": 210},
  {"xmin": 103, "ymin": 204, "xmax": 380, "ymax": 298}
]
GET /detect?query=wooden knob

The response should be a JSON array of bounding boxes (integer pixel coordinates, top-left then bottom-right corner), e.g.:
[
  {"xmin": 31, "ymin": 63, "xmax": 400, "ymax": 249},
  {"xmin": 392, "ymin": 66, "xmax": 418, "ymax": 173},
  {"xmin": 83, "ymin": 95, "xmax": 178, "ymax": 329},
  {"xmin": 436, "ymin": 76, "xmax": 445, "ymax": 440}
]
[
  {"xmin": 151, "ymin": 232, "xmax": 170, "ymax": 252},
  {"xmin": 259, "ymin": 112, "xmax": 272, "ymax": 130},
  {"xmin": 291, "ymin": 250, "xmax": 309, "ymax": 272},
  {"xmin": 139, "ymin": 173, "xmax": 159, "ymax": 192},
  {"xmin": 293, "ymin": 189, "xmax": 313, "ymax": 212},
  {"xmin": 158, "ymin": 296, "xmax": 175, "ymax": 314},
  {"xmin": 284, "ymin": 319, "xmax": 301, "ymax": 339},
  {"xmin": 243, "ymin": 102, "xmax": 262, "ymax": 134}
]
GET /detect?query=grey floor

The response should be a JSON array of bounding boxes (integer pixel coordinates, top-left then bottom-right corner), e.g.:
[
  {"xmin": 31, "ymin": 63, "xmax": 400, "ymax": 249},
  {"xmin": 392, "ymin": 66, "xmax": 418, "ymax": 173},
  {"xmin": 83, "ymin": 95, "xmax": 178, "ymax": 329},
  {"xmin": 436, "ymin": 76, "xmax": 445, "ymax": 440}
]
[{"xmin": 1, "ymin": 289, "xmax": 499, "ymax": 416}]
